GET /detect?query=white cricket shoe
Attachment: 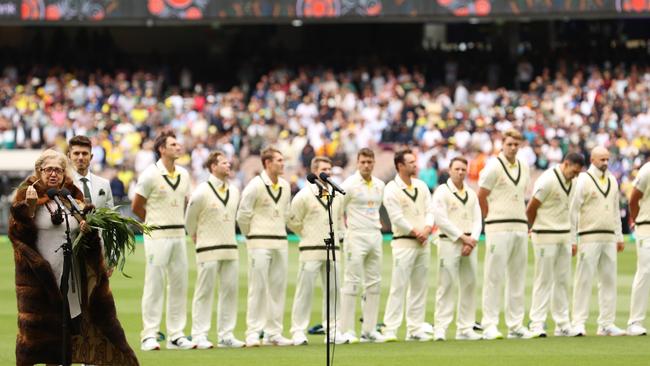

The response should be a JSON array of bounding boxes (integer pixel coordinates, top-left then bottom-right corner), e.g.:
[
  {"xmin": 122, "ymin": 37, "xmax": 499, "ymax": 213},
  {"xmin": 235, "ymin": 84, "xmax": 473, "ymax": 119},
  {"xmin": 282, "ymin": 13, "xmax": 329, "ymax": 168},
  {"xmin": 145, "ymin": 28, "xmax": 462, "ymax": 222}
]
[
  {"xmin": 627, "ymin": 323, "xmax": 647, "ymax": 336},
  {"xmin": 245, "ymin": 333, "xmax": 261, "ymax": 347},
  {"xmin": 596, "ymin": 325, "xmax": 626, "ymax": 337},
  {"xmin": 406, "ymin": 331, "xmax": 433, "ymax": 342},
  {"xmin": 572, "ymin": 324, "xmax": 586, "ymax": 336},
  {"xmin": 193, "ymin": 336, "xmax": 214, "ymax": 350},
  {"xmin": 218, "ymin": 337, "xmax": 246, "ymax": 348},
  {"xmin": 167, "ymin": 336, "xmax": 196, "ymax": 350},
  {"xmin": 507, "ymin": 327, "xmax": 536, "ymax": 339},
  {"xmin": 421, "ymin": 323, "xmax": 434, "ymax": 335},
  {"xmin": 529, "ymin": 325, "xmax": 547, "ymax": 338},
  {"xmin": 554, "ymin": 326, "xmax": 579, "ymax": 337},
  {"xmin": 360, "ymin": 331, "xmax": 388, "ymax": 343},
  {"xmin": 292, "ymin": 332, "xmax": 308, "ymax": 346},
  {"xmin": 141, "ymin": 337, "xmax": 161, "ymax": 351},
  {"xmin": 455, "ymin": 329, "xmax": 482, "ymax": 341},
  {"xmin": 340, "ymin": 331, "xmax": 359, "ymax": 344},
  {"xmin": 433, "ymin": 328, "xmax": 446, "ymax": 341},
  {"xmin": 324, "ymin": 331, "xmax": 350, "ymax": 344},
  {"xmin": 482, "ymin": 326, "xmax": 504, "ymax": 340},
  {"xmin": 263, "ymin": 334, "xmax": 293, "ymax": 346},
  {"xmin": 381, "ymin": 330, "xmax": 398, "ymax": 342}
]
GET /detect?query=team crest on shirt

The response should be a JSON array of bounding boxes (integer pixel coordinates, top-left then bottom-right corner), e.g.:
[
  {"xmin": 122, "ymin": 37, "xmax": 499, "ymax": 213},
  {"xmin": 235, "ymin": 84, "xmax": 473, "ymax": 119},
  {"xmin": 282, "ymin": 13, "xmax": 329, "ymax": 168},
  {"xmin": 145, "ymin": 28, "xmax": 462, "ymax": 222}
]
[{"xmin": 449, "ymin": 202, "xmax": 459, "ymax": 211}]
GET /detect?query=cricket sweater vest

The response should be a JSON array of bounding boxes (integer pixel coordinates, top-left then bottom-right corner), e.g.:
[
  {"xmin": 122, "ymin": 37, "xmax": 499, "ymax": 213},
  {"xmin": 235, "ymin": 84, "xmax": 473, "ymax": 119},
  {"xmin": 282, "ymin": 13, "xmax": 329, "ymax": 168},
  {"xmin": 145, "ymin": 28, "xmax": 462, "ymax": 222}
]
[
  {"xmin": 186, "ymin": 176, "xmax": 240, "ymax": 262},
  {"xmin": 436, "ymin": 181, "xmax": 478, "ymax": 242},
  {"xmin": 577, "ymin": 170, "xmax": 620, "ymax": 243},
  {"xmin": 634, "ymin": 163, "xmax": 650, "ymax": 237},
  {"xmin": 531, "ymin": 166, "xmax": 574, "ymax": 244},
  {"xmin": 482, "ymin": 156, "xmax": 529, "ymax": 233},
  {"xmin": 245, "ymin": 175, "xmax": 290, "ymax": 249},
  {"xmin": 141, "ymin": 162, "xmax": 190, "ymax": 239},
  {"xmin": 289, "ymin": 184, "xmax": 343, "ymax": 261}
]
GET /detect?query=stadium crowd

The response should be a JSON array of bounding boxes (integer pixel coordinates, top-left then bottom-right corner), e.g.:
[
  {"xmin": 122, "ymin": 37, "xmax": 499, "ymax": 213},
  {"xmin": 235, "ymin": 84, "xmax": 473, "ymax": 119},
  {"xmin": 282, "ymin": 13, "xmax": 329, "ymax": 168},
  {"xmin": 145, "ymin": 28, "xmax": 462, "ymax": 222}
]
[{"xmin": 1, "ymin": 63, "xmax": 650, "ymax": 199}]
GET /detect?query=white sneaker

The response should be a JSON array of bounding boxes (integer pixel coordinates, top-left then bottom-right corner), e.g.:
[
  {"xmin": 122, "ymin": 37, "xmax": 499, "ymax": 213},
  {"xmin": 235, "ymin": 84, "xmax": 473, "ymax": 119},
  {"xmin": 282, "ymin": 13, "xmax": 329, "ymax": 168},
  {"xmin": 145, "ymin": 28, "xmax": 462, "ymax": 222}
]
[
  {"xmin": 482, "ymin": 326, "xmax": 504, "ymax": 340},
  {"xmin": 627, "ymin": 323, "xmax": 647, "ymax": 336},
  {"xmin": 596, "ymin": 325, "xmax": 626, "ymax": 336},
  {"xmin": 218, "ymin": 337, "xmax": 246, "ymax": 348},
  {"xmin": 193, "ymin": 336, "xmax": 214, "ymax": 350},
  {"xmin": 507, "ymin": 327, "xmax": 536, "ymax": 339},
  {"xmin": 433, "ymin": 328, "xmax": 446, "ymax": 341},
  {"xmin": 324, "ymin": 331, "xmax": 350, "ymax": 344},
  {"xmin": 455, "ymin": 329, "xmax": 482, "ymax": 341},
  {"xmin": 380, "ymin": 330, "xmax": 398, "ymax": 342},
  {"xmin": 529, "ymin": 326, "xmax": 547, "ymax": 338},
  {"xmin": 406, "ymin": 331, "xmax": 433, "ymax": 342},
  {"xmin": 421, "ymin": 323, "xmax": 434, "ymax": 335},
  {"xmin": 554, "ymin": 326, "xmax": 579, "ymax": 337},
  {"xmin": 246, "ymin": 333, "xmax": 261, "ymax": 347},
  {"xmin": 263, "ymin": 334, "xmax": 293, "ymax": 346},
  {"xmin": 572, "ymin": 324, "xmax": 586, "ymax": 336},
  {"xmin": 167, "ymin": 336, "xmax": 196, "ymax": 350},
  {"xmin": 141, "ymin": 337, "xmax": 161, "ymax": 351},
  {"xmin": 340, "ymin": 331, "xmax": 359, "ymax": 344},
  {"xmin": 360, "ymin": 331, "xmax": 388, "ymax": 343},
  {"xmin": 292, "ymin": 332, "xmax": 308, "ymax": 346}
]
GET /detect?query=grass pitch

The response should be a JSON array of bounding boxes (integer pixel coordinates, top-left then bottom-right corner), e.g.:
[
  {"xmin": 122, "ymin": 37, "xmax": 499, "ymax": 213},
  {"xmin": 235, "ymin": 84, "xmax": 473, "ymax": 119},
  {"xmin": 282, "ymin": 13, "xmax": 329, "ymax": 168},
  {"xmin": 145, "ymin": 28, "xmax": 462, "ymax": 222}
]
[{"xmin": 1, "ymin": 236, "xmax": 649, "ymax": 366}]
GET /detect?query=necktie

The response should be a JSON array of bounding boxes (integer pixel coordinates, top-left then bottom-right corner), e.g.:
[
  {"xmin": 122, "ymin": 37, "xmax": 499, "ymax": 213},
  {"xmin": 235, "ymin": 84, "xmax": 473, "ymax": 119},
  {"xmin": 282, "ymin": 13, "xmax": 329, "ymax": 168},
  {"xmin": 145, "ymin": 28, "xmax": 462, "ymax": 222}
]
[{"xmin": 80, "ymin": 177, "xmax": 92, "ymax": 203}]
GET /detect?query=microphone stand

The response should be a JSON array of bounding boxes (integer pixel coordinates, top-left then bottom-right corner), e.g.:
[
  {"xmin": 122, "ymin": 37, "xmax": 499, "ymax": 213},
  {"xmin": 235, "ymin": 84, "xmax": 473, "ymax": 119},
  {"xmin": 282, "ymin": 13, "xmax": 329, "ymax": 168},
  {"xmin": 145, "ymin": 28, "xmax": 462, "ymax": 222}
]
[
  {"xmin": 53, "ymin": 197, "xmax": 73, "ymax": 366},
  {"xmin": 323, "ymin": 185, "xmax": 337, "ymax": 366}
]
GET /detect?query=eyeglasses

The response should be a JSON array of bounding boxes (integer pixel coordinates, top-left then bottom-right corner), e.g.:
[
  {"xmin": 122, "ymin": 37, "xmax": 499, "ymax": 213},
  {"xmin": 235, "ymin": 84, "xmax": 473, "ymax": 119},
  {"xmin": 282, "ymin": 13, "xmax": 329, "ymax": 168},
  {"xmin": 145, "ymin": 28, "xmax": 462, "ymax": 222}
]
[{"xmin": 41, "ymin": 167, "xmax": 65, "ymax": 175}]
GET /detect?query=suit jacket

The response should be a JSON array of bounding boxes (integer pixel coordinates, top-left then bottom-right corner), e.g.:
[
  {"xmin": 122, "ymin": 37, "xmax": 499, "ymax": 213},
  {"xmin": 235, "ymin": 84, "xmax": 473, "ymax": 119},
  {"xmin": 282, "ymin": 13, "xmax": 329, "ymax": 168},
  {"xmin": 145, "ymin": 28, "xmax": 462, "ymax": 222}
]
[{"xmin": 74, "ymin": 172, "xmax": 114, "ymax": 209}]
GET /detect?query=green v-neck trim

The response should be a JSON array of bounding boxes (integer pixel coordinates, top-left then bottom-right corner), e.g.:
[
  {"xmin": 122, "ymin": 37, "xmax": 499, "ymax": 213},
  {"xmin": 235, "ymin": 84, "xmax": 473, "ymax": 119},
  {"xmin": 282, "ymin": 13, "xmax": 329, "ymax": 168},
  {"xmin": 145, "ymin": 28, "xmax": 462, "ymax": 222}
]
[
  {"xmin": 207, "ymin": 181, "xmax": 230, "ymax": 206},
  {"xmin": 163, "ymin": 175, "xmax": 181, "ymax": 191},
  {"xmin": 496, "ymin": 157, "xmax": 521, "ymax": 186},
  {"xmin": 585, "ymin": 172, "xmax": 611, "ymax": 198},
  {"xmin": 446, "ymin": 182, "xmax": 468, "ymax": 205},
  {"xmin": 262, "ymin": 176, "xmax": 282, "ymax": 204},
  {"xmin": 552, "ymin": 168, "xmax": 572, "ymax": 196}
]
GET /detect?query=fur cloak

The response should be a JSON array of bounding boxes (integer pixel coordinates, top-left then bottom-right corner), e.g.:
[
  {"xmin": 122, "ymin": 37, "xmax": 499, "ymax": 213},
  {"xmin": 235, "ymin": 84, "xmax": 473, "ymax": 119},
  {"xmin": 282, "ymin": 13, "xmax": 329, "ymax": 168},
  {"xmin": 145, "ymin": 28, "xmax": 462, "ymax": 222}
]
[{"xmin": 9, "ymin": 175, "xmax": 138, "ymax": 366}]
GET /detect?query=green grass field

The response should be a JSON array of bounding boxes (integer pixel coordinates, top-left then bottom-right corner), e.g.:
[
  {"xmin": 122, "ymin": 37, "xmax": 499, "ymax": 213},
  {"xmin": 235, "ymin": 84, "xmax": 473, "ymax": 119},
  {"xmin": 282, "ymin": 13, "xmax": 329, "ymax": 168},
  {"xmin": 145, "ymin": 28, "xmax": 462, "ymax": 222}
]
[{"xmin": 1, "ymin": 236, "xmax": 649, "ymax": 366}]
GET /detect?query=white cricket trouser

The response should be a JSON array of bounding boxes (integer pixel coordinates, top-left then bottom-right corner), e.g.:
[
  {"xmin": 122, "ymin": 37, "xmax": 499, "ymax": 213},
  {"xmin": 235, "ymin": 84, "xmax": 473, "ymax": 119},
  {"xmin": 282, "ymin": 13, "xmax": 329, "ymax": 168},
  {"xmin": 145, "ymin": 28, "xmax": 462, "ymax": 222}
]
[
  {"xmin": 481, "ymin": 231, "xmax": 528, "ymax": 331},
  {"xmin": 191, "ymin": 259, "xmax": 239, "ymax": 340},
  {"xmin": 629, "ymin": 236, "xmax": 650, "ymax": 326},
  {"xmin": 572, "ymin": 241, "xmax": 618, "ymax": 328},
  {"xmin": 339, "ymin": 230, "xmax": 383, "ymax": 335},
  {"xmin": 383, "ymin": 245, "xmax": 430, "ymax": 335},
  {"xmin": 528, "ymin": 243, "xmax": 572, "ymax": 330},
  {"xmin": 141, "ymin": 236, "xmax": 189, "ymax": 341},
  {"xmin": 434, "ymin": 239, "xmax": 478, "ymax": 332},
  {"xmin": 290, "ymin": 260, "xmax": 340, "ymax": 335},
  {"xmin": 246, "ymin": 248, "xmax": 288, "ymax": 338}
]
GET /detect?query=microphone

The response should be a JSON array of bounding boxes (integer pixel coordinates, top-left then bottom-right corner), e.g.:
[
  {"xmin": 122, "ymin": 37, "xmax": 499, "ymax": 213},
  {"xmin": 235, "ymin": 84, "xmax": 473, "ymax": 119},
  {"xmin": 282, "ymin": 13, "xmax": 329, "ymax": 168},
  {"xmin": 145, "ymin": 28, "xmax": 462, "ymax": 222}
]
[
  {"xmin": 47, "ymin": 188, "xmax": 85, "ymax": 223},
  {"xmin": 319, "ymin": 172, "xmax": 346, "ymax": 195},
  {"xmin": 47, "ymin": 188, "xmax": 64, "ymax": 208},
  {"xmin": 307, "ymin": 173, "xmax": 328, "ymax": 196},
  {"xmin": 59, "ymin": 188, "xmax": 84, "ymax": 216}
]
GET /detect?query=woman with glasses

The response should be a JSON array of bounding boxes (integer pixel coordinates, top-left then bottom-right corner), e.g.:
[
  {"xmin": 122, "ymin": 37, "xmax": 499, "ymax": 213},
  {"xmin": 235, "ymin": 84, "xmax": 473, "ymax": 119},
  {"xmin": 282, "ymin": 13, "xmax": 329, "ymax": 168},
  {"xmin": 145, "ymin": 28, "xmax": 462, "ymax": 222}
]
[{"xmin": 9, "ymin": 149, "xmax": 138, "ymax": 366}]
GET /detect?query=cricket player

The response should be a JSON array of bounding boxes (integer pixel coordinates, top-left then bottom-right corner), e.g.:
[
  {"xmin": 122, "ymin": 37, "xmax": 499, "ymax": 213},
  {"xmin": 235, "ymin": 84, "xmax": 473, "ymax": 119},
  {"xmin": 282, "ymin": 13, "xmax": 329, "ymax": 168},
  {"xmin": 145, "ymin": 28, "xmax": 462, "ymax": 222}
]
[
  {"xmin": 133, "ymin": 131, "xmax": 194, "ymax": 351},
  {"xmin": 339, "ymin": 148, "xmax": 387, "ymax": 343},
  {"xmin": 237, "ymin": 147, "xmax": 292, "ymax": 347},
  {"xmin": 381, "ymin": 149, "xmax": 434, "ymax": 342},
  {"xmin": 478, "ymin": 128, "xmax": 534, "ymax": 340},
  {"xmin": 287, "ymin": 156, "xmax": 345, "ymax": 345},
  {"xmin": 527, "ymin": 153, "xmax": 584, "ymax": 337},
  {"xmin": 186, "ymin": 151, "xmax": 244, "ymax": 349},
  {"xmin": 432, "ymin": 157, "xmax": 483, "ymax": 341},
  {"xmin": 628, "ymin": 160, "xmax": 650, "ymax": 336},
  {"xmin": 571, "ymin": 146, "xmax": 625, "ymax": 336}
]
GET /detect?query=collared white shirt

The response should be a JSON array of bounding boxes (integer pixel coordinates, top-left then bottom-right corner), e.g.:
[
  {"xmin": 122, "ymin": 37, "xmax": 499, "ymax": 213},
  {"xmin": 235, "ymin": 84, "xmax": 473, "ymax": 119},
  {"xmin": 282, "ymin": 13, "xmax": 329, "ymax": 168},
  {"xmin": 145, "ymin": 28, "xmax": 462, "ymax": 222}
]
[{"xmin": 341, "ymin": 171, "xmax": 385, "ymax": 231}]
